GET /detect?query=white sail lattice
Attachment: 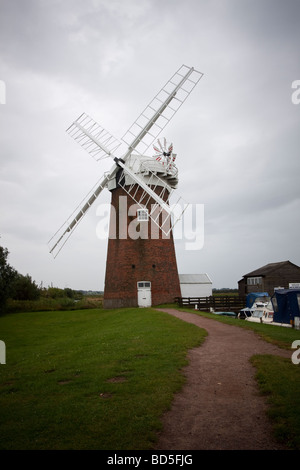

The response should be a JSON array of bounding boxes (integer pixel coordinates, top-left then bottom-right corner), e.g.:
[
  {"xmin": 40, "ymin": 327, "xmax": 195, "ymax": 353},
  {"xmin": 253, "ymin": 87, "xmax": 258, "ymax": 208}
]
[
  {"xmin": 122, "ymin": 65, "xmax": 203, "ymax": 156},
  {"xmin": 48, "ymin": 64, "xmax": 203, "ymax": 256},
  {"xmin": 67, "ymin": 113, "xmax": 123, "ymax": 161}
]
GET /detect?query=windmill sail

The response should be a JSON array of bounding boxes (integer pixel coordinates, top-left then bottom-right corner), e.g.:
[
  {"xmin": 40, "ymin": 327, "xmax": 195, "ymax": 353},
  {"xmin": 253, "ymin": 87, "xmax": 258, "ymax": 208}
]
[
  {"xmin": 48, "ymin": 173, "xmax": 110, "ymax": 257},
  {"xmin": 66, "ymin": 113, "xmax": 123, "ymax": 161},
  {"xmin": 49, "ymin": 64, "xmax": 203, "ymax": 256},
  {"xmin": 122, "ymin": 65, "xmax": 203, "ymax": 156}
]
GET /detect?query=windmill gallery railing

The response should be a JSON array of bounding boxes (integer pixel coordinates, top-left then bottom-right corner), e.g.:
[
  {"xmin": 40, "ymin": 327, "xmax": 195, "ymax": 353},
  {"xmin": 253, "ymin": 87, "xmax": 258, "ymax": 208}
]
[{"xmin": 175, "ymin": 296, "xmax": 247, "ymax": 313}]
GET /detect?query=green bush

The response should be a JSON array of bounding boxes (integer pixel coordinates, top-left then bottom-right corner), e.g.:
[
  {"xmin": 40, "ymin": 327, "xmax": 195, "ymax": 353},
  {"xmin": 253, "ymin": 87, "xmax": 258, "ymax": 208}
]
[
  {"xmin": 10, "ymin": 274, "xmax": 40, "ymax": 301},
  {"xmin": 0, "ymin": 245, "xmax": 18, "ymax": 311}
]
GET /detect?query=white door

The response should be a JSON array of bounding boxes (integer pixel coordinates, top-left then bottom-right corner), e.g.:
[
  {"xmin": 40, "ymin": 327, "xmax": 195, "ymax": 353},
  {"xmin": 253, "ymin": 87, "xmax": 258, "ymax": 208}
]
[{"xmin": 137, "ymin": 281, "xmax": 152, "ymax": 307}]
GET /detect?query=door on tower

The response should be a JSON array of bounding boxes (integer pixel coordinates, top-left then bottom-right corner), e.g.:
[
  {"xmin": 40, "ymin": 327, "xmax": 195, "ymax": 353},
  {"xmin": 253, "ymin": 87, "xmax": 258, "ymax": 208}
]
[{"xmin": 137, "ymin": 281, "xmax": 152, "ymax": 308}]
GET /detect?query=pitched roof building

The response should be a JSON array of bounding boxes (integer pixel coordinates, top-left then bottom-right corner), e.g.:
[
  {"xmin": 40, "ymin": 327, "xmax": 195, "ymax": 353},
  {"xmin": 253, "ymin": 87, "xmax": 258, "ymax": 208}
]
[
  {"xmin": 238, "ymin": 260, "xmax": 300, "ymax": 296},
  {"xmin": 179, "ymin": 273, "xmax": 212, "ymax": 297}
]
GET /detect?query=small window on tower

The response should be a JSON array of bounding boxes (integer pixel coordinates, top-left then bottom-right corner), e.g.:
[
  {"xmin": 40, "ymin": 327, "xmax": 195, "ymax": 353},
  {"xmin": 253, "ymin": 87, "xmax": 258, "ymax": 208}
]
[{"xmin": 137, "ymin": 208, "xmax": 149, "ymax": 222}]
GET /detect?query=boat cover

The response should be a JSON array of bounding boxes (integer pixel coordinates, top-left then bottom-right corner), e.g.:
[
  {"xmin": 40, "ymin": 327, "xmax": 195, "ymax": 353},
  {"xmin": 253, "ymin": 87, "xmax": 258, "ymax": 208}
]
[
  {"xmin": 271, "ymin": 289, "xmax": 300, "ymax": 324},
  {"xmin": 246, "ymin": 292, "xmax": 269, "ymax": 308}
]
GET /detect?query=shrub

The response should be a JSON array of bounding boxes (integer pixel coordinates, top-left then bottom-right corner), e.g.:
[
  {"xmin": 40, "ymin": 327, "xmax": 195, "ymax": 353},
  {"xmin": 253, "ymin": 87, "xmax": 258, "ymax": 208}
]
[{"xmin": 10, "ymin": 274, "xmax": 40, "ymax": 301}]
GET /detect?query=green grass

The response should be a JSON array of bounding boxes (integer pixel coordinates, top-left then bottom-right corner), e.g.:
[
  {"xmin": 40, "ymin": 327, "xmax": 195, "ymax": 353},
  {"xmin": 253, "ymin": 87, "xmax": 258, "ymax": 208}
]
[
  {"xmin": 2, "ymin": 305, "xmax": 299, "ymax": 450},
  {"xmin": 251, "ymin": 355, "xmax": 300, "ymax": 449},
  {"xmin": 0, "ymin": 307, "xmax": 206, "ymax": 450}
]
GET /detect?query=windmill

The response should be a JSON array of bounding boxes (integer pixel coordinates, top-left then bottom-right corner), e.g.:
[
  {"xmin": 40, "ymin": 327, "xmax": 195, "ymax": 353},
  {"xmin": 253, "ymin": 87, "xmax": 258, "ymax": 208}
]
[{"xmin": 49, "ymin": 65, "xmax": 203, "ymax": 308}]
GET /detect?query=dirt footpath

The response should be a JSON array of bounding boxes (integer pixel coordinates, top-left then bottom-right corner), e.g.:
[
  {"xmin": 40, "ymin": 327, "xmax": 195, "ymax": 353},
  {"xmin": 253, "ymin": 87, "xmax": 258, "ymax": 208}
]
[{"xmin": 155, "ymin": 308, "xmax": 292, "ymax": 450}]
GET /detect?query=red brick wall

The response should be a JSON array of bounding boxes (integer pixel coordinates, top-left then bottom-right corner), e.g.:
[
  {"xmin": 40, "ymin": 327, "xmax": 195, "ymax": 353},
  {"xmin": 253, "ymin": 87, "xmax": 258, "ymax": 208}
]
[{"xmin": 103, "ymin": 185, "xmax": 181, "ymax": 308}]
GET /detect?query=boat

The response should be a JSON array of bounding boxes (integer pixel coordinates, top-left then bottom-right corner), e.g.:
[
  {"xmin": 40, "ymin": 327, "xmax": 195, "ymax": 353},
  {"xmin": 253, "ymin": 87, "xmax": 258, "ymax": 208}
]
[
  {"xmin": 213, "ymin": 311, "xmax": 237, "ymax": 317},
  {"xmin": 244, "ymin": 300, "xmax": 292, "ymax": 327},
  {"xmin": 238, "ymin": 301, "xmax": 269, "ymax": 320},
  {"xmin": 244, "ymin": 305, "xmax": 274, "ymax": 324},
  {"xmin": 238, "ymin": 292, "xmax": 276, "ymax": 325},
  {"xmin": 238, "ymin": 292, "xmax": 270, "ymax": 320}
]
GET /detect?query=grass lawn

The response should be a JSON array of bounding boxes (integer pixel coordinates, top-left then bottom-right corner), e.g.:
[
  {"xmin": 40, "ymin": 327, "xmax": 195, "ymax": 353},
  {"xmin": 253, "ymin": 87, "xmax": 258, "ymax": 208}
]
[
  {"xmin": 0, "ymin": 307, "xmax": 206, "ymax": 450},
  {"xmin": 251, "ymin": 354, "xmax": 300, "ymax": 450}
]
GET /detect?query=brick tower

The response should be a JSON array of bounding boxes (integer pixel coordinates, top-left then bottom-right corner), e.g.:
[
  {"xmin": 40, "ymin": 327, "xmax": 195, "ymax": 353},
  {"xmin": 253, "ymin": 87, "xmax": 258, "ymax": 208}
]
[{"xmin": 103, "ymin": 154, "xmax": 181, "ymax": 308}]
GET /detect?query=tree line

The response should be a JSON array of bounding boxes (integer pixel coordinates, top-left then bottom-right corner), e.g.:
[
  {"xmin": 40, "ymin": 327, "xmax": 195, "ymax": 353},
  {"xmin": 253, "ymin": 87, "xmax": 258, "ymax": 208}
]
[{"xmin": 0, "ymin": 245, "xmax": 83, "ymax": 313}]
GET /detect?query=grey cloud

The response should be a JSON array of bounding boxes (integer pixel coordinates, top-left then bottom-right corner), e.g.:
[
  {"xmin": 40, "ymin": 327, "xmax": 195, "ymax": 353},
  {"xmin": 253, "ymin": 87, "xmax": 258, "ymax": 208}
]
[{"xmin": 0, "ymin": 0, "xmax": 299, "ymax": 290}]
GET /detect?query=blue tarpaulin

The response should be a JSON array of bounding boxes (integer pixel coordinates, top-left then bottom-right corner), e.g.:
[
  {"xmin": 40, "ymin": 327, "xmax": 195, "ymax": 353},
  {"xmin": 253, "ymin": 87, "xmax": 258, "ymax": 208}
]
[
  {"xmin": 271, "ymin": 289, "xmax": 300, "ymax": 324},
  {"xmin": 246, "ymin": 292, "xmax": 269, "ymax": 308}
]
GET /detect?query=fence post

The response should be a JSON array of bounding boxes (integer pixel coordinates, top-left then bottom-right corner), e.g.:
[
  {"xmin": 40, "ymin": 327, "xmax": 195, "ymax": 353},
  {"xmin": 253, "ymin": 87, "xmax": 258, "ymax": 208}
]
[{"xmin": 0, "ymin": 340, "xmax": 6, "ymax": 364}]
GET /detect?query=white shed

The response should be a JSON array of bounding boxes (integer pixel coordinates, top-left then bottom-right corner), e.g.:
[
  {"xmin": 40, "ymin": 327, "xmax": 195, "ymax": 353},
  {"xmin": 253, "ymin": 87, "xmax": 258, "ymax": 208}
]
[{"xmin": 179, "ymin": 274, "xmax": 212, "ymax": 298}]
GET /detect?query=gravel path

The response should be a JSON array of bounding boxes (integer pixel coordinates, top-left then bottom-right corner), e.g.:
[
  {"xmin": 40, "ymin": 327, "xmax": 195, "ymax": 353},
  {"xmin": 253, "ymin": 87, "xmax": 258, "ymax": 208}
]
[{"xmin": 155, "ymin": 308, "xmax": 291, "ymax": 450}]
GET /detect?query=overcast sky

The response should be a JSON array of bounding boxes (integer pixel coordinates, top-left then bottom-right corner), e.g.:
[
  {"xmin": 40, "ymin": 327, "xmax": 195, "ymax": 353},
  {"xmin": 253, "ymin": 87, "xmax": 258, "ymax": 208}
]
[{"xmin": 0, "ymin": 0, "xmax": 299, "ymax": 291}]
